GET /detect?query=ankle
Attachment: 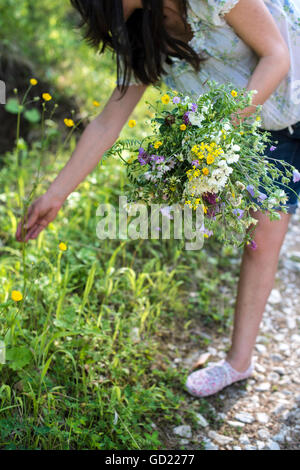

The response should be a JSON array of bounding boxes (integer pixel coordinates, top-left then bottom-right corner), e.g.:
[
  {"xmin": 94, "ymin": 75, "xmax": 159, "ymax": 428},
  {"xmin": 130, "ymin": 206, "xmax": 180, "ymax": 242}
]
[{"xmin": 225, "ymin": 354, "xmax": 253, "ymax": 373}]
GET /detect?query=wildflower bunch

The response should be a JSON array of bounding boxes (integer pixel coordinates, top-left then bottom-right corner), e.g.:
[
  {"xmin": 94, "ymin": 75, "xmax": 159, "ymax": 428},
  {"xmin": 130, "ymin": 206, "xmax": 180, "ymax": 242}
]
[{"xmin": 108, "ymin": 81, "xmax": 299, "ymax": 247}]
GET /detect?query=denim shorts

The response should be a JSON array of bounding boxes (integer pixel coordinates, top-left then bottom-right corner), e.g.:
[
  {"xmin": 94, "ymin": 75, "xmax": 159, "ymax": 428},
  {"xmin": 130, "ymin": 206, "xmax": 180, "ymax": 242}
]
[{"xmin": 254, "ymin": 121, "xmax": 300, "ymax": 214}]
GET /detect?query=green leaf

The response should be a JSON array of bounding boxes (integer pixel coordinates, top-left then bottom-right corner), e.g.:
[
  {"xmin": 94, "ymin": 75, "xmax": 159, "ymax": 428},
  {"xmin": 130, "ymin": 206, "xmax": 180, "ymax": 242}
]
[
  {"xmin": 6, "ymin": 346, "xmax": 32, "ymax": 370},
  {"xmin": 5, "ymin": 98, "xmax": 23, "ymax": 114},
  {"xmin": 24, "ymin": 108, "xmax": 41, "ymax": 123}
]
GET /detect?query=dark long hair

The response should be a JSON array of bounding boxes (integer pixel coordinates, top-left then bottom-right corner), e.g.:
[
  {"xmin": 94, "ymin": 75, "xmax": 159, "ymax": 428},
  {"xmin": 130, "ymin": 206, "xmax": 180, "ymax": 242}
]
[{"xmin": 70, "ymin": 0, "xmax": 204, "ymax": 98}]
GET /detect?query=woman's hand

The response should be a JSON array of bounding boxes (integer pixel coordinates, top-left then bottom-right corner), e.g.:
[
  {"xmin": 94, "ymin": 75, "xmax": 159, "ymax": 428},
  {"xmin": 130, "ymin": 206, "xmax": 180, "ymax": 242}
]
[{"xmin": 15, "ymin": 192, "xmax": 65, "ymax": 242}]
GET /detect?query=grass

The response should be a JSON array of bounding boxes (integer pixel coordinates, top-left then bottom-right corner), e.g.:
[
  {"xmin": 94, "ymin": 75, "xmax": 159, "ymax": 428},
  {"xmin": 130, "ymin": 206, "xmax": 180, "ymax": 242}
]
[{"xmin": 0, "ymin": 0, "xmax": 242, "ymax": 450}]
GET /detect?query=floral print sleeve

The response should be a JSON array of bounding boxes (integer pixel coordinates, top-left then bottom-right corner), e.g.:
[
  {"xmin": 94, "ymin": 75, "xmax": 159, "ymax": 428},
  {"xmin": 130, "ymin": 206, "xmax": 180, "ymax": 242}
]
[
  {"xmin": 188, "ymin": 0, "xmax": 241, "ymax": 26},
  {"xmin": 162, "ymin": 0, "xmax": 300, "ymax": 131}
]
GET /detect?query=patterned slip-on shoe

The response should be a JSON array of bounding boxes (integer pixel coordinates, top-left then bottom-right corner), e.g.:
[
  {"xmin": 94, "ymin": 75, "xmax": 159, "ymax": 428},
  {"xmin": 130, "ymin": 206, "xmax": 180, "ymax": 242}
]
[{"xmin": 185, "ymin": 358, "xmax": 254, "ymax": 398}]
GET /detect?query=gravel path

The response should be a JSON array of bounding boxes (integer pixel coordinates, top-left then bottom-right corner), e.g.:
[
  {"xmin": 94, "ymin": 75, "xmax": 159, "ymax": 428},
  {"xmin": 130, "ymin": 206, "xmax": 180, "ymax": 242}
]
[{"xmin": 171, "ymin": 207, "xmax": 300, "ymax": 450}]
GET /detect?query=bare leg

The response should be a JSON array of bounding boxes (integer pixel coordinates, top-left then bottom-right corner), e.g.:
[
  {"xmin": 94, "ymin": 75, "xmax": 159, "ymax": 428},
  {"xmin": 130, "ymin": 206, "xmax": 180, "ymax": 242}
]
[{"xmin": 225, "ymin": 209, "xmax": 292, "ymax": 372}]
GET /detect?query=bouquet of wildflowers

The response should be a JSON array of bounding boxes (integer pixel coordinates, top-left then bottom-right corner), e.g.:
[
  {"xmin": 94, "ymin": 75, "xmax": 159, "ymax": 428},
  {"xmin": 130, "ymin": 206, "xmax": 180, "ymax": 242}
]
[{"xmin": 104, "ymin": 80, "xmax": 300, "ymax": 248}]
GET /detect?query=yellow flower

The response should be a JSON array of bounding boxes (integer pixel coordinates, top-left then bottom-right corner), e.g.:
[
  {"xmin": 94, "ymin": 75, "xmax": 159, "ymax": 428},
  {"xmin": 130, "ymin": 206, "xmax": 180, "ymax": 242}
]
[
  {"xmin": 59, "ymin": 242, "xmax": 67, "ymax": 251},
  {"xmin": 231, "ymin": 90, "xmax": 238, "ymax": 97},
  {"xmin": 256, "ymin": 116, "xmax": 261, "ymax": 121},
  {"xmin": 206, "ymin": 155, "xmax": 215, "ymax": 165},
  {"xmin": 161, "ymin": 94, "xmax": 170, "ymax": 104},
  {"xmin": 30, "ymin": 78, "xmax": 38, "ymax": 86},
  {"xmin": 42, "ymin": 93, "xmax": 52, "ymax": 101},
  {"xmin": 128, "ymin": 119, "xmax": 136, "ymax": 128},
  {"xmin": 180, "ymin": 124, "xmax": 187, "ymax": 131},
  {"xmin": 240, "ymin": 131, "xmax": 244, "ymax": 135},
  {"xmin": 93, "ymin": 100, "xmax": 101, "ymax": 107},
  {"xmin": 64, "ymin": 118, "xmax": 74, "ymax": 127},
  {"xmin": 154, "ymin": 141, "xmax": 163, "ymax": 149},
  {"xmin": 202, "ymin": 167, "xmax": 209, "ymax": 175},
  {"xmin": 11, "ymin": 290, "xmax": 23, "ymax": 302},
  {"xmin": 170, "ymin": 186, "xmax": 176, "ymax": 191},
  {"xmin": 202, "ymin": 205, "xmax": 208, "ymax": 214}
]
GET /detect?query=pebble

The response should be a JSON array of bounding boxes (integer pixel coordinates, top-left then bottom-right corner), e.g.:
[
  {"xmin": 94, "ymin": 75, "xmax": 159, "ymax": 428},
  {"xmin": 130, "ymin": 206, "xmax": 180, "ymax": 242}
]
[
  {"xmin": 265, "ymin": 440, "xmax": 281, "ymax": 450},
  {"xmin": 195, "ymin": 413, "xmax": 209, "ymax": 428},
  {"xmin": 256, "ymin": 440, "xmax": 266, "ymax": 450},
  {"xmin": 208, "ymin": 430, "xmax": 234, "ymax": 445},
  {"xmin": 256, "ymin": 344, "xmax": 267, "ymax": 354},
  {"xmin": 202, "ymin": 438, "xmax": 219, "ymax": 450},
  {"xmin": 173, "ymin": 425, "xmax": 192, "ymax": 438},
  {"xmin": 227, "ymin": 420, "xmax": 245, "ymax": 428},
  {"xmin": 268, "ymin": 289, "xmax": 282, "ymax": 304},
  {"xmin": 255, "ymin": 382, "xmax": 271, "ymax": 392},
  {"xmin": 234, "ymin": 412, "xmax": 255, "ymax": 424},
  {"xmin": 270, "ymin": 353, "xmax": 284, "ymax": 362},
  {"xmin": 239, "ymin": 434, "xmax": 250, "ymax": 445},
  {"xmin": 179, "ymin": 439, "xmax": 189, "ymax": 445},
  {"xmin": 256, "ymin": 413, "xmax": 269, "ymax": 424},
  {"xmin": 244, "ymin": 445, "xmax": 257, "ymax": 450},
  {"xmin": 257, "ymin": 429, "xmax": 270, "ymax": 439}
]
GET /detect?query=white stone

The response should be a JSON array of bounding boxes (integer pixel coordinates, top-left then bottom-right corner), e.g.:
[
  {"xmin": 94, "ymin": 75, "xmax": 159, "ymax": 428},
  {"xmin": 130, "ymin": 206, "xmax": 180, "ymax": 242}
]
[
  {"xmin": 257, "ymin": 440, "xmax": 266, "ymax": 450},
  {"xmin": 227, "ymin": 420, "xmax": 245, "ymax": 428},
  {"xmin": 291, "ymin": 334, "xmax": 300, "ymax": 343},
  {"xmin": 256, "ymin": 413, "xmax": 269, "ymax": 424},
  {"xmin": 255, "ymin": 382, "xmax": 271, "ymax": 392},
  {"xmin": 257, "ymin": 429, "xmax": 270, "ymax": 440},
  {"xmin": 244, "ymin": 445, "xmax": 257, "ymax": 450},
  {"xmin": 239, "ymin": 434, "xmax": 250, "ymax": 445},
  {"xmin": 256, "ymin": 344, "xmax": 267, "ymax": 354},
  {"xmin": 268, "ymin": 289, "xmax": 282, "ymax": 304},
  {"xmin": 286, "ymin": 317, "xmax": 296, "ymax": 329},
  {"xmin": 173, "ymin": 425, "xmax": 192, "ymax": 438},
  {"xmin": 195, "ymin": 413, "xmax": 209, "ymax": 428},
  {"xmin": 265, "ymin": 440, "xmax": 281, "ymax": 450},
  {"xmin": 203, "ymin": 438, "xmax": 219, "ymax": 450},
  {"xmin": 208, "ymin": 430, "xmax": 234, "ymax": 445},
  {"xmin": 180, "ymin": 439, "xmax": 189, "ymax": 445},
  {"xmin": 234, "ymin": 412, "xmax": 255, "ymax": 424}
]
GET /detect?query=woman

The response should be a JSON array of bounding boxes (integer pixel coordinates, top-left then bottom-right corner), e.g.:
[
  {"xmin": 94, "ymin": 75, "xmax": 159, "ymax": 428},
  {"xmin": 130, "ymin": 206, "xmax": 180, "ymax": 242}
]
[{"xmin": 15, "ymin": 0, "xmax": 300, "ymax": 397}]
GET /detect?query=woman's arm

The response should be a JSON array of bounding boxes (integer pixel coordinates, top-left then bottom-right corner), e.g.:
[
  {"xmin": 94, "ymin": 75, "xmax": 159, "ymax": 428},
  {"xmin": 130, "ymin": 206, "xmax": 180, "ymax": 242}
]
[
  {"xmin": 224, "ymin": 0, "xmax": 291, "ymax": 119},
  {"xmin": 16, "ymin": 83, "xmax": 148, "ymax": 242}
]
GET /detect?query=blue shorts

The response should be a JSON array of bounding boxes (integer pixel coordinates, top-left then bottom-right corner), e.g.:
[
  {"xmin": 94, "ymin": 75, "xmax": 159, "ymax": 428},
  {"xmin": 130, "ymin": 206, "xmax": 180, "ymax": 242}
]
[{"xmin": 255, "ymin": 121, "xmax": 300, "ymax": 214}]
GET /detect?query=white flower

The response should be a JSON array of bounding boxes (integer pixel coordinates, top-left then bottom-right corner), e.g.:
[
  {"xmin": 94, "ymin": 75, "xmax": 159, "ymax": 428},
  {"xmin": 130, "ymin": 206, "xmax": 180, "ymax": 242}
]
[
  {"xmin": 227, "ymin": 154, "xmax": 240, "ymax": 164},
  {"xmin": 189, "ymin": 113, "xmax": 205, "ymax": 127},
  {"xmin": 232, "ymin": 144, "xmax": 240, "ymax": 152},
  {"xmin": 223, "ymin": 123, "xmax": 231, "ymax": 131}
]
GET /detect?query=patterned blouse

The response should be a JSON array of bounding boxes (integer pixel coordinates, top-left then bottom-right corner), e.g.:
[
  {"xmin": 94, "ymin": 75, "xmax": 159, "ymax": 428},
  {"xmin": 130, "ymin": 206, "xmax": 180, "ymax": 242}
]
[{"xmin": 123, "ymin": 0, "xmax": 300, "ymax": 131}]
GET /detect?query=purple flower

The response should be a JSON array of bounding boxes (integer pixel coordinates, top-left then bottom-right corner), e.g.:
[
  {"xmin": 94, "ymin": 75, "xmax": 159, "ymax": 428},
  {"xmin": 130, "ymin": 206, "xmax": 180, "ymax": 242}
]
[
  {"xmin": 138, "ymin": 147, "xmax": 151, "ymax": 165},
  {"xmin": 150, "ymin": 155, "xmax": 165, "ymax": 164},
  {"xmin": 202, "ymin": 192, "xmax": 218, "ymax": 205},
  {"xmin": 246, "ymin": 184, "xmax": 255, "ymax": 197},
  {"xmin": 202, "ymin": 227, "xmax": 213, "ymax": 237},
  {"xmin": 182, "ymin": 111, "xmax": 191, "ymax": 125},
  {"xmin": 233, "ymin": 208, "xmax": 245, "ymax": 219},
  {"xmin": 270, "ymin": 145, "xmax": 277, "ymax": 152},
  {"xmin": 257, "ymin": 191, "xmax": 267, "ymax": 201},
  {"xmin": 249, "ymin": 240, "xmax": 257, "ymax": 250},
  {"xmin": 173, "ymin": 96, "xmax": 181, "ymax": 104},
  {"xmin": 293, "ymin": 169, "xmax": 300, "ymax": 183},
  {"xmin": 191, "ymin": 160, "xmax": 200, "ymax": 167},
  {"xmin": 190, "ymin": 103, "xmax": 198, "ymax": 112}
]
